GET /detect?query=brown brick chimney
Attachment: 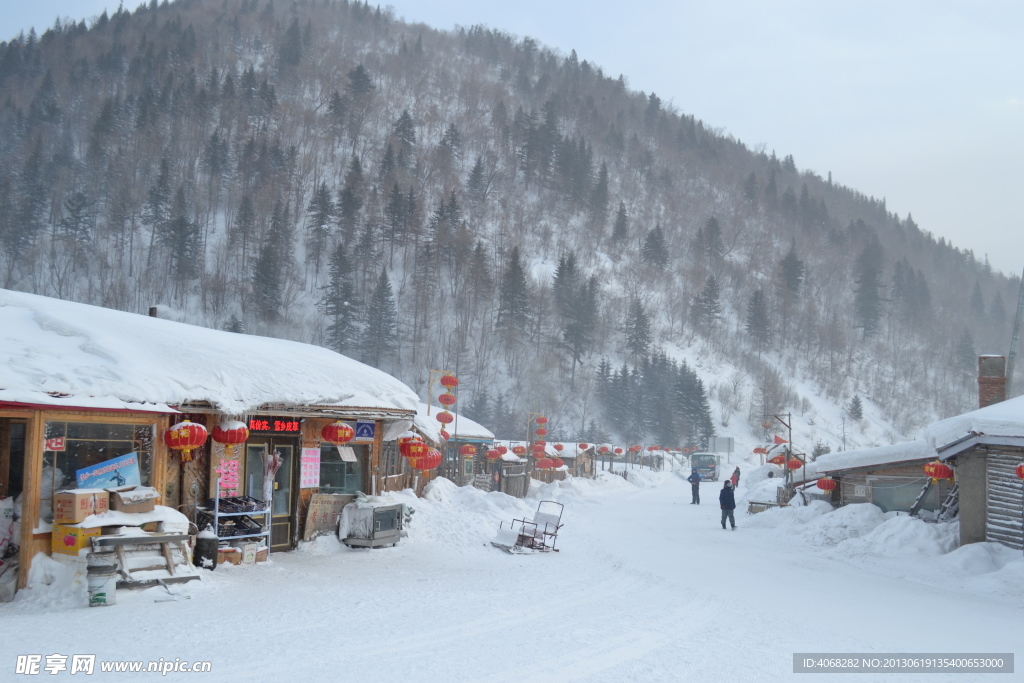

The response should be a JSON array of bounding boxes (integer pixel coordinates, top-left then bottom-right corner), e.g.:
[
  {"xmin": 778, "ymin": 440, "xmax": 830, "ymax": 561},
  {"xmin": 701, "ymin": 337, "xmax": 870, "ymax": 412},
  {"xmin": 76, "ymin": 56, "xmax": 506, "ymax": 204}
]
[{"xmin": 978, "ymin": 355, "xmax": 1006, "ymax": 408}]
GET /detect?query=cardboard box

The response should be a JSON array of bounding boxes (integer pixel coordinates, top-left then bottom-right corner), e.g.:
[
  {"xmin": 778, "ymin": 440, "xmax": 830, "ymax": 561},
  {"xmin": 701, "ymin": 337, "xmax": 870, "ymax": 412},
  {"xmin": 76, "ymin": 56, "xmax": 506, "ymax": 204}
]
[
  {"xmin": 217, "ymin": 547, "xmax": 242, "ymax": 565},
  {"xmin": 105, "ymin": 486, "xmax": 160, "ymax": 514},
  {"xmin": 52, "ymin": 524, "xmax": 102, "ymax": 555},
  {"xmin": 53, "ymin": 489, "xmax": 109, "ymax": 524}
]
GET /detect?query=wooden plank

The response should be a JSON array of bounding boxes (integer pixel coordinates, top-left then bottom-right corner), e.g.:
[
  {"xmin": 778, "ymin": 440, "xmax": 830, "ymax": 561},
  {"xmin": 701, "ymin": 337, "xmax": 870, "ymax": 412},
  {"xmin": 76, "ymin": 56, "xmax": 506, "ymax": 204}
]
[
  {"xmin": 92, "ymin": 534, "xmax": 191, "ymax": 547},
  {"xmin": 160, "ymin": 542, "xmax": 176, "ymax": 576}
]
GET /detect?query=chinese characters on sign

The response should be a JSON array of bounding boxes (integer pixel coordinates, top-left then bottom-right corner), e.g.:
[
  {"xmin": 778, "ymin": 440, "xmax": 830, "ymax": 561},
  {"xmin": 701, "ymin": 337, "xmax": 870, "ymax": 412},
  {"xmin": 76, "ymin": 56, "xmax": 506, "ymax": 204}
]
[
  {"xmin": 215, "ymin": 457, "xmax": 240, "ymax": 497},
  {"xmin": 247, "ymin": 417, "xmax": 301, "ymax": 433},
  {"xmin": 300, "ymin": 447, "xmax": 320, "ymax": 488}
]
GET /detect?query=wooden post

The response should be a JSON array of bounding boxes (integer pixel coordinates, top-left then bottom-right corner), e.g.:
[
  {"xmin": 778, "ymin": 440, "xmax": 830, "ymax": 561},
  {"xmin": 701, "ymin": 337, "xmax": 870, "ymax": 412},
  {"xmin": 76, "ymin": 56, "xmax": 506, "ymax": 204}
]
[
  {"xmin": 18, "ymin": 412, "xmax": 44, "ymax": 589},
  {"xmin": 370, "ymin": 419, "xmax": 383, "ymax": 495}
]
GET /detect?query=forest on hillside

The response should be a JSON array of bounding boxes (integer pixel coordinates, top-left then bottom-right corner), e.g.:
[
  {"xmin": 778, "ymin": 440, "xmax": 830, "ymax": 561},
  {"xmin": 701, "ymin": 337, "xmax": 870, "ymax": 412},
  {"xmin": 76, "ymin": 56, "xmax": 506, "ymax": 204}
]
[{"xmin": 0, "ymin": 0, "xmax": 1016, "ymax": 444}]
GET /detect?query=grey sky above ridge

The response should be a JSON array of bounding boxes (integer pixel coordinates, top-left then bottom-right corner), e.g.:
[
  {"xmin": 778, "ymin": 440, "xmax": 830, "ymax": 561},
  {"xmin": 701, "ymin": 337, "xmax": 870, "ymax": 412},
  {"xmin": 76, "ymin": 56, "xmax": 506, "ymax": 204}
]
[{"xmin": 5, "ymin": 0, "xmax": 1022, "ymax": 276}]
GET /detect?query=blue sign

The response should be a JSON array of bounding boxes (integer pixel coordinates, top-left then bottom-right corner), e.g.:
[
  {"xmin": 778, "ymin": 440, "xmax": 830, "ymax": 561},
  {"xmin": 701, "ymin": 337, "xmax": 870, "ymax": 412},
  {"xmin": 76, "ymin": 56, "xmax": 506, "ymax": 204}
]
[
  {"xmin": 354, "ymin": 421, "xmax": 376, "ymax": 442},
  {"xmin": 76, "ymin": 452, "xmax": 142, "ymax": 489}
]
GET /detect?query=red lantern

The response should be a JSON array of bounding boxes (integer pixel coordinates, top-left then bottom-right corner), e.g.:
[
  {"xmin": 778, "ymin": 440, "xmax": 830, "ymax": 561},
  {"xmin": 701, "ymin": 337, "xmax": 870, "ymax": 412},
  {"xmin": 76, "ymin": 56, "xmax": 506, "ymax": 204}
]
[
  {"xmin": 924, "ymin": 461, "xmax": 953, "ymax": 481},
  {"xmin": 769, "ymin": 454, "xmax": 786, "ymax": 466},
  {"xmin": 410, "ymin": 448, "xmax": 442, "ymax": 471},
  {"xmin": 550, "ymin": 457, "xmax": 565, "ymax": 468},
  {"xmin": 535, "ymin": 416, "xmax": 548, "ymax": 425},
  {"xmin": 531, "ymin": 443, "xmax": 547, "ymax": 453},
  {"xmin": 497, "ymin": 445, "xmax": 508, "ymax": 455},
  {"xmin": 647, "ymin": 446, "xmax": 657, "ymax": 452},
  {"xmin": 438, "ymin": 392, "xmax": 457, "ymax": 407},
  {"xmin": 816, "ymin": 477, "xmax": 837, "ymax": 492},
  {"xmin": 401, "ymin": 439, "xmax": 427, "ymax": 459},
  {"xmin": 786, "ymin": 458, "xmax": 803, "ymax": 470},
  {"xmin": 613, "ymin": 447, "xmax": 624, "ymax": 456},
  {"xmin": 460, "ymin": 444, "xmax": 476, "ymax": 457},
  {"xmin": 435, "ymin": 411, "xmax": 454, "ymax": 425},
  {"xmin": 1017, "ymin": 463, "xmax": 1024, "ymax": 480},
  {"xmin": 535, "ymin": 428, "xmax": 548, "ymax": 437},
  {"xmin": 535, "ymin": 457, "xmax": 554, "ymax": 469},
  {"xmin": 439, "ymin": 374, "xmax": 459, "ymax": 388},
  {"xmin": 439, "ymin": 429, "xmax": 450, "ymax": 442},
  {"xmin": 512, "ymin": 445, "xmax": 527, "ymax": 456},
  {"xmin": 321, "ymin": 421, "xmax": 355, "ymax": 445},
  {"xmin": 598, "ymin": 446, "xmax": 610, "ymax": 454},
  {"xmin": 579, "ymin": 443, "xmax": 589, "ymax": 450},
  {"xmin": 553, "ymin": 444, "xmax": 564, "ymax": 452},
  {"xmin": 164, "ymin": 420, "xmax": 208, "ymax": 463},
  {"xmin": 211, "ymin": 420, "xmax": 249, "ymax": 457},
  {"xmin": 486, "ymin": 449, "xmax": 501, "ymax": 460}
]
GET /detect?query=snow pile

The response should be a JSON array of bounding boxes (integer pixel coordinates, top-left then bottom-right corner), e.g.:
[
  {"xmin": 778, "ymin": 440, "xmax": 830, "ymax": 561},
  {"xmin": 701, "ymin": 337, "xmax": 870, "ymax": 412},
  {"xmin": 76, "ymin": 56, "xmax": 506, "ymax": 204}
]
[
  {"xmin": 0, "ymin": 288, "xmax": 419, "ymax": 414},
  {"xmin": 21, "ymin": 553, "xmax": 88, "ymax": 610},
  {"xmin": 925, "ymin": 394, "xmax": 1024, "ymax": 448},
  {"xmin": 806, "ymin": 439, "xmax": 935, "ymax": 477}
]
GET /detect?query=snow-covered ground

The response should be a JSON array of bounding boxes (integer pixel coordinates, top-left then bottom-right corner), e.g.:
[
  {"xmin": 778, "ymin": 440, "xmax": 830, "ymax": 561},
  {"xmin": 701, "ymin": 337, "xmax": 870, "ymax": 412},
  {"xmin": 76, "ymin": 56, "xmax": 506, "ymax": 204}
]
[{"xmin": 2, "ymin": 473, "xmax": 1021, "ymax": 681}]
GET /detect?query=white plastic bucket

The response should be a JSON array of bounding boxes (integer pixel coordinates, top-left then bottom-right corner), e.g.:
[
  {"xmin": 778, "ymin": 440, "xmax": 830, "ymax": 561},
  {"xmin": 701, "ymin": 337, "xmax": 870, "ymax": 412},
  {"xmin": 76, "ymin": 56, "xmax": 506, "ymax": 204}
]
[{"xmin": 87, "ymin": 569, "xmax": 117, "ymax": 607}]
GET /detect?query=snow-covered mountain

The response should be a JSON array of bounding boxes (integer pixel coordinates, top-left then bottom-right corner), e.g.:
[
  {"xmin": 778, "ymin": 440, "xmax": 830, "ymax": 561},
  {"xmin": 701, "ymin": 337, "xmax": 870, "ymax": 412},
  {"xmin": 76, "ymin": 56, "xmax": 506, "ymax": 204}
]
[{"xmin": 0, "ymin": 0, "xmax": 1015, "ymax": 453}]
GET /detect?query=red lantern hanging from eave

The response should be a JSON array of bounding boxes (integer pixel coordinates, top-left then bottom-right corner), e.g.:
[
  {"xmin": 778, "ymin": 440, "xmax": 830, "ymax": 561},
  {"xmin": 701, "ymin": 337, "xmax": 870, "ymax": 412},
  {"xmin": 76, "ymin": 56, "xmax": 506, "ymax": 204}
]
[
  {"xmin": 402, "ymin": 440, "xmax": 427, "ymax": 460},
  {"xmin": 550, "ymin": 457, "xmax": 565, "ymax": 469},
  {"xmin": 816, "ymin": 477, "xmax": 837, "ymax": 492},
  {"xmin": 486, "ymin": 449, "xmax": 501, "ymax": 460},
  {"xmin": 613, "ymin": 447, "xmax": 624, "ymax": 456},
  {"xmin": 322, "ymin": 421, "xmax": 355, "ymax": 445},
  {"xmin": 435, "ymin": 411, "xmax": 454, "ymax": 425},
  {"xmin": 598, "ymin": 446, "xmax": 610, "ymax": 454},
  {"xmin": 438, "ymin": 392, "xmax": 457, "ymax": 407},
  {"xmin": 497, "ymin": 445, "xmax": 508, "ymax": 455},
  {"xmin": 531, "ymin": 443, "xmax": 547, "ymax": 454},
  {"xmin": 439, "ymin": 374, "xmax": 459, "ymax": 388},
  {"xmin": 553, "ymin": 443, "xmax": 564, "ymax": 452},
  {"xmin": 164, "ymin": 420, "xmax": 208, "ymax": 463},
  {"xmin": 785, "ymin": 458, "xmax": 804, "ymax": 470},
  {"xmin": 535, "ymin": 416, "xmax": 548, "ymax": 425},
  {"xmin": 647, "ymin": 446, "xmax": 657, "ymax": 452},
  {"xmin": 212, "ymin": 420, "xmax": 249, "ymax": 457},
  {"xmin": 769, "ymin": 454, "xmax": 786, "ymax": 466},
  {"xmin": 460, "ymin": 444, "xmax": 477, "ymax": 457},
  {"xmin": 1017, "ymin": 463, "xmax": 1024, "ymax": 480},
  {"xmin": 512, "ymin": 445, "xmax": 527, "ymax": 456},
  {"xmin": 439, "ymin": 429, "xmax": 450, "ymax": 442},
  {"xmin": 578, "ymin": 443, "xmax": 589, "ymax": 450},
  {"xmin": 535, "ymin": 457, "xmax": 554, "ymax": 469},
  {"xmin": 534, "ymin": 427, "xmax": 548, "ymax": 437}
]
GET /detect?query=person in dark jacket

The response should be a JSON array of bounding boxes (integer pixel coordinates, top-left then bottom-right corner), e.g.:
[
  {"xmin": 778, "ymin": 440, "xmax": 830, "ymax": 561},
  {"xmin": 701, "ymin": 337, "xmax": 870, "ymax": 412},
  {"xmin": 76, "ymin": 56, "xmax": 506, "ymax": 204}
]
[
  {"xmin": 720, "ymin": 481, "xmax": 736, "ymax": 530},
  {"xmin": 686, "ymin": 468, "xmax": 701, "ymax": 504}
]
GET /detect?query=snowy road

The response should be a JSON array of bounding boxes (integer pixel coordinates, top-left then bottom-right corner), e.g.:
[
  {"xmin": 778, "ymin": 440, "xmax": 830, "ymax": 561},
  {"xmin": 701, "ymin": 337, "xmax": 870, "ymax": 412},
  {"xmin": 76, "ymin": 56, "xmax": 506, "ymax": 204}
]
[{"xmin": 2, "ymin": 472, "xmax": 1021, "ymax": 681}]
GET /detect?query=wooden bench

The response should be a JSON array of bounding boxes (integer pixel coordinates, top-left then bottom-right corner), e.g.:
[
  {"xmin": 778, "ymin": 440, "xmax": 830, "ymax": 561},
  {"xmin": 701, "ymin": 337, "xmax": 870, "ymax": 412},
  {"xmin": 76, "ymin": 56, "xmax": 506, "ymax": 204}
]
[{"xmin": 90, "ymin": 533, "xmax": 198, "ymax": 588}]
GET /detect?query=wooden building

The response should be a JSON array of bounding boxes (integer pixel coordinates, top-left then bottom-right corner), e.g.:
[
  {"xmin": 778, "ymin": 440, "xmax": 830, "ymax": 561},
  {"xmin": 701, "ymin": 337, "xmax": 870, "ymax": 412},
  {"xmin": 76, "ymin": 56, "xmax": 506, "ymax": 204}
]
[{"xmin": 0, "ymin": 289, "xmax": 418, "ymax": 591}]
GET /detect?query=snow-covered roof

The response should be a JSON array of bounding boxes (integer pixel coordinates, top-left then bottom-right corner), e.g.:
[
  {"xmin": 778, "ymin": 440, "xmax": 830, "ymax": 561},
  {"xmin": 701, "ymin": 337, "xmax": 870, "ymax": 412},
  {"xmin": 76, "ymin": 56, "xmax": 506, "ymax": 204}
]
[
  {"xmin": 412, "ymin": 403, "xmax": 494, "ymax": 444},
  {"xmin": 0, "ymin": 289, "xmax": 418, "ymax": 415},
  {"xmin": 924, "ymin": 394, "xmax": 1024, "ymax": 449},
  {"xmin": 806, "ymin": 439, "xmax": 935, "ymax": 477}
]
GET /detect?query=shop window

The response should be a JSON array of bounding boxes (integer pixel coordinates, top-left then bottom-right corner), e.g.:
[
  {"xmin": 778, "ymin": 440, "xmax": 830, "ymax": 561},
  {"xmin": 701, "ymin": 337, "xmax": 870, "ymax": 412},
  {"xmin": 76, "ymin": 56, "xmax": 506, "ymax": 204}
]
[
  {"xmin": 868, "ymin": 476, "xmax": 936, "ymax": 513},
  {"xmin": 41, "ymin": 421, "xmax": 155, "ymax": 525},
  {"xmin": 318, "ymin": 443, "xmax": 363, "ymax": 495}
]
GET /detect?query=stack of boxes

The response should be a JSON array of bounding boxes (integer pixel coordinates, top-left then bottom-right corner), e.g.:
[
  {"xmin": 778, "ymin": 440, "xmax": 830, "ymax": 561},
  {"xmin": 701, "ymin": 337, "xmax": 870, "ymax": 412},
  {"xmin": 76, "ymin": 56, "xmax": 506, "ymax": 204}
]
[{"xmin": 51, "ymin": 486, "xmax": 161, "ymax": 555}]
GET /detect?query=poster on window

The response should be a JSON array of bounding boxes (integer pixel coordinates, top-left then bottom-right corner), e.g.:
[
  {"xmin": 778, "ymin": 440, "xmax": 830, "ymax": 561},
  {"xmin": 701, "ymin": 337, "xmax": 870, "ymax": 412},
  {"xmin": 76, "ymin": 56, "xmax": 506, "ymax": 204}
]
[
  {"xmin": 300, "ymin": 447, "xmax": 321, "ymax": 488},
  {"xmin": 215, "ymin": 453, "xmax": 241, "ymax": 497},
  {"xmin": 76, "ymin": 452, "xmax": 142, "ymax": 489}
]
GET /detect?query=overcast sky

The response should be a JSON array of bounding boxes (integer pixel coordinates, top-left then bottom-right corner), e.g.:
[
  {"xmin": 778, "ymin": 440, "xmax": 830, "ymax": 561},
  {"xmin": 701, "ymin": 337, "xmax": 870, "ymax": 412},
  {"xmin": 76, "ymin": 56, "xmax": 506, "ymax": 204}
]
[{"xmin": 5, "ymin": 1, "xmax": 1022, "ymax": 276}]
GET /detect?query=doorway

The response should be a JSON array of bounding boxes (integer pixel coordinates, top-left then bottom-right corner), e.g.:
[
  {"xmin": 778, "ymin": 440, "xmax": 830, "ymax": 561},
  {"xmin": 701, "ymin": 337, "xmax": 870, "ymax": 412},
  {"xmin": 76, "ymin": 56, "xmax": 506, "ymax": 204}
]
[
  {"xmin": 244, "ymin": 438, "xmax": 297, "ymax": 552},
  {"xmin": 0, "ymin": 419, "xmax": 26, "ymax": 501}
]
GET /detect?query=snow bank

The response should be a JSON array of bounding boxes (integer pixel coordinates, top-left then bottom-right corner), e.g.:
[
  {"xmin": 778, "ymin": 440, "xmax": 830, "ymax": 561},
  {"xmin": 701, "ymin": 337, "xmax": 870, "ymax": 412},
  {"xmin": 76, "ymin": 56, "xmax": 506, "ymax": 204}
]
[
  {"xmin": 807, "ymin": 439, "xmax": 934, "ymax": 477},
  {"xmin": 925, "ymin": 394, "xmax": 1024, "ymax": 448}
]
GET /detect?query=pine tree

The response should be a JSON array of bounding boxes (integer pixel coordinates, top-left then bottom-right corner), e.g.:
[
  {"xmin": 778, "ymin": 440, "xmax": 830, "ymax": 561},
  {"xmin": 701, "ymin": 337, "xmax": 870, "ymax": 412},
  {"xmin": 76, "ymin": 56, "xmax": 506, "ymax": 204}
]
[
  {"xmin": 278, "ymin": 16, "xmax": 302, "ymax": 68},
  {"xmin": 393, "ymin": 109, "xmax": 416, "ymax": 167},
  {"xmin": 319, "ymin": 241, "xmax": 360, "ymax": 355},
  {"xmin": 251, "ymin": 200, "xmax": 288, "ymax": 322},
  {"xmin": 624, "ymin": 298, "xmax": 652, "ymax": 362},
  {"xmin": 745, "ymin": 287, "xmax": 770, "ymax": 355},
  {"xmin": 361, "ymin": 269, "xmax": 398, "ymax": 367},
  {"xmin": 306, "ymin": 181, "xmax": 334, "ymax": 275},
  {"xmin": 467, "ymin": 155, "xmax": 487, "ymax": 204},
  {"xmin": 496, "ymin": 246, "xmax": 531, "ymax": 333},
  {"xmin": 970, "ymin": 281, "xmax": 985, "ymax": 319},
  {"xmin": 955, "ymin": 327, "xmax": 975, "ymax": 374},
  {"xmin": 231, "ymin": 192, "xmax": 257, "ymax": 270},
  {"xmin": 611, "ymin": 201, "xmax": 628, "ymax": 242},
  {"xmin": 848, "ymin": 395, "xmax": 864, "ymax": 420},
  {"xmin": 641, "ymin": 224, "xmax": 668, "ymax": 267},
  {"xmin": 337, "ymin": 154, "xmax": 364, "ymax": 242},
  {"xmin": 853, "ymin": 236, "xmax": 884, "ymax": 338},
  {"xmin": 780, "ymin": 239, "xmax": 804, "ymax": 297},
  {"xmin": 465, "ymin": 389, "xmax": 492, "ymax": 426},
  {"xmin": 589, "ymin": 161, "xmax": 609, "ymax": 231},
  {"xmin": 691, "ymin": 275, "xmax": 721, "ymax": 333}
]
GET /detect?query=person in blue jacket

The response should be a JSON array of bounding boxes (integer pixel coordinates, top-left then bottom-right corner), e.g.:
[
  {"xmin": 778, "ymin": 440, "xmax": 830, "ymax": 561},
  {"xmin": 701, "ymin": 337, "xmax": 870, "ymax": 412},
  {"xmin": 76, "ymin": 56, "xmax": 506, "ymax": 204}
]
[
  {"xmin": 720, "ymin": 480, "xmax": 737, "ymax": 530},
  {"xmin": 686, "ymin": 467, "xmax": 701, "ymax": 504}
]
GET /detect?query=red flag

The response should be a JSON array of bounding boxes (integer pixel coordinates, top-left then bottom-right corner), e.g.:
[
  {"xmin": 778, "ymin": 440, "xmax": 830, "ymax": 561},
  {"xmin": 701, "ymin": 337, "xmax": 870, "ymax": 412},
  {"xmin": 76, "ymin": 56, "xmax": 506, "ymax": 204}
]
[{"xmin": 773, "ymin": 435, "xmax": 788, "ymax": 445}]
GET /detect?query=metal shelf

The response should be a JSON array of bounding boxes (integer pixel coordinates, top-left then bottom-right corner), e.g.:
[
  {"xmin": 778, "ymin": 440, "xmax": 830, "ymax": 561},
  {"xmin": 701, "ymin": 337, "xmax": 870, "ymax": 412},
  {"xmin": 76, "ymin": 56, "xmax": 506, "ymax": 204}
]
[{"xmin": 200, "ymin": 477, "xmax": 273, "ymax": 545}]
